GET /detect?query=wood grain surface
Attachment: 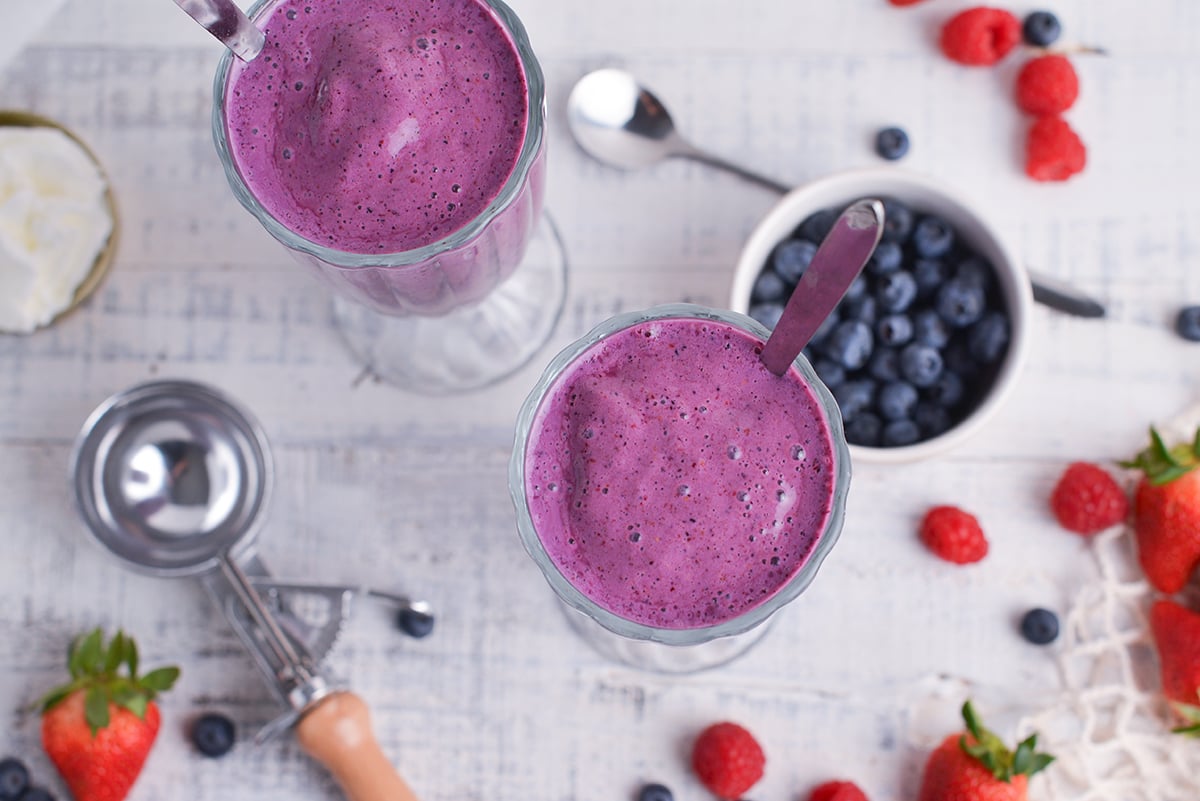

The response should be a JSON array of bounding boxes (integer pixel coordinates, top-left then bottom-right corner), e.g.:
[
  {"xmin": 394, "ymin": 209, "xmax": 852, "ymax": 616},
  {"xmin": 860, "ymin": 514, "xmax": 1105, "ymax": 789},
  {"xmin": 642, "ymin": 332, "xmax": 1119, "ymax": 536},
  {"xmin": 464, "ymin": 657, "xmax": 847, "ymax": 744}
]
[{"xmin": 1, "ymin": 1, "xmax": 1197, "ymax": 799}]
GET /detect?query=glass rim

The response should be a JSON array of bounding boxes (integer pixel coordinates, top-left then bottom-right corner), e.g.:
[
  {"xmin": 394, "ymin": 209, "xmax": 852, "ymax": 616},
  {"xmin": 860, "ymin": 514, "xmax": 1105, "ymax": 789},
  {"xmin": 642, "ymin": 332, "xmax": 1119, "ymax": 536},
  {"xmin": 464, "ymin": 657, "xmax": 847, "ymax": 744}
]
[
  {"xmin": 210, "ymin": 0, "xmax": 547, "ymax": 270},
  {"xmin": 508, "ymin": 303, "xmax": 853, "ymax": 647}
]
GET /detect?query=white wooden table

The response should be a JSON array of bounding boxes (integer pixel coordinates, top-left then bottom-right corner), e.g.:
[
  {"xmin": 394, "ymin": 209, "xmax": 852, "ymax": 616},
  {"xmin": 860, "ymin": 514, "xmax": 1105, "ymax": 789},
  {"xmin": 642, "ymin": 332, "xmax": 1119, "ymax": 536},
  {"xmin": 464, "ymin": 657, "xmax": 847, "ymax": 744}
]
[{"xmin": 1, "ymin": 1, "xmax": 1198, "ymax": 799}]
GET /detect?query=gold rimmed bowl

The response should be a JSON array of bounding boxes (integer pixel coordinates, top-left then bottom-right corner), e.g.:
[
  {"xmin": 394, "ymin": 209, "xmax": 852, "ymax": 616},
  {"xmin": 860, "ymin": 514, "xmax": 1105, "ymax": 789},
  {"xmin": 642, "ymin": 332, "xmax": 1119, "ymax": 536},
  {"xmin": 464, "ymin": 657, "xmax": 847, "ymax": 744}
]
[{"xmin": 0, "ymin": 110, "xmax": 118, "ymax": 332}]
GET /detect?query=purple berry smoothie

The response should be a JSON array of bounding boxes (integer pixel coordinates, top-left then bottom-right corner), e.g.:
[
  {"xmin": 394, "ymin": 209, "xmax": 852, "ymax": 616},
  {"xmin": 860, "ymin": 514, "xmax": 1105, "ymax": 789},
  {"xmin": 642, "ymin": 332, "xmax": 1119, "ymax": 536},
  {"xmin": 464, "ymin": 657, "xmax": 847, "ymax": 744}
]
[
  {"xmin": 522, "ymin": 315, "xmax": 839, "ymax": 630},
  {"xmin": 222, "ymin": 0, "xmax": 529, "ymax": 255}
]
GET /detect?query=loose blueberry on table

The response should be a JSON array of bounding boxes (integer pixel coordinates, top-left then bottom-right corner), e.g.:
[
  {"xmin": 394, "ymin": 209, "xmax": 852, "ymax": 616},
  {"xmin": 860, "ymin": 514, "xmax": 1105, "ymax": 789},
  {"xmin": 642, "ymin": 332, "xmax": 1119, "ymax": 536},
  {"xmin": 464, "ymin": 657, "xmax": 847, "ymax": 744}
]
[
  {"xmin": 191, "ymin": 712, "xmax": 237, "ymax": 758},
  {"xmin": 753, "ymin": 197, "xmax": 1011, "ymax": 448},
  {"xmin": 0, "ymin": 758, "xmax": 29, "ymax": 801},
  {"xmin": 1020, "ymin": 608, "xmax": 1060, "ymax": 645},
  {"xmin": 637, "ymin": 783, "xmax": 675, "ymax": 801},
  {"xmin": 397, "ymin": 606, "xmax": 437, "ymax": 638}
]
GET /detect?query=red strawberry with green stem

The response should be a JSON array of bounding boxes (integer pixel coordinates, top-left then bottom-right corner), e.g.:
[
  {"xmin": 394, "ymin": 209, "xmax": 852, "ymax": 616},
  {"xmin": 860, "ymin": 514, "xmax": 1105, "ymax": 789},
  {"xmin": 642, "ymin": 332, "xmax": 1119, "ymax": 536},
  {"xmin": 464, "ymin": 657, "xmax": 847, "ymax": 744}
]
[
  {"xmin": 39, "ymin": 629, "xmax": 179, "ymax": 801},
  {"xmin": 1121, "ymin": 427, "xmax": 1200, "ymax": 593},
  {"xmin": 916, "ymin": 701, "xmax": 1054, "ymax": 801}
]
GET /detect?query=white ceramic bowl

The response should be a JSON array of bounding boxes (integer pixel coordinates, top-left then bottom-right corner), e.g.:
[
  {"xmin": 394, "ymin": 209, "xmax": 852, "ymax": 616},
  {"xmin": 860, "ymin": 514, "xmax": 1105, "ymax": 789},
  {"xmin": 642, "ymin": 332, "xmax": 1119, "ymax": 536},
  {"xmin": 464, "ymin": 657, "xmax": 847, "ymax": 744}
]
[{"xmin": 732, "ymin": 167, "xmax": 1032, "ymax": 464}]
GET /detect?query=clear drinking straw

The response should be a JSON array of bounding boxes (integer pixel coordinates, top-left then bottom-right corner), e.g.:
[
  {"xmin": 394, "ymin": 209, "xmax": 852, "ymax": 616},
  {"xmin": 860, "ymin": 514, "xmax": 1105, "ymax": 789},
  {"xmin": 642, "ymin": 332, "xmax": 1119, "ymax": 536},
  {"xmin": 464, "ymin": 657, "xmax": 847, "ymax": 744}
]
[{"xmin": 173, "ymin": 0, "xmax": 266, "ymax": 61}]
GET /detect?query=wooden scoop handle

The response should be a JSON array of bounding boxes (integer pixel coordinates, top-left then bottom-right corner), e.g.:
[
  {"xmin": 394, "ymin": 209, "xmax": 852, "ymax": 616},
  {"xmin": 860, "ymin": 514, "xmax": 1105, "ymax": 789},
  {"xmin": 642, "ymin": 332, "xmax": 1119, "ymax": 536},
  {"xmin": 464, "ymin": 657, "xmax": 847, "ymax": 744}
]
[{"xmin": 295, "ymin": 691, "xmax": 419, "ymax": 801}]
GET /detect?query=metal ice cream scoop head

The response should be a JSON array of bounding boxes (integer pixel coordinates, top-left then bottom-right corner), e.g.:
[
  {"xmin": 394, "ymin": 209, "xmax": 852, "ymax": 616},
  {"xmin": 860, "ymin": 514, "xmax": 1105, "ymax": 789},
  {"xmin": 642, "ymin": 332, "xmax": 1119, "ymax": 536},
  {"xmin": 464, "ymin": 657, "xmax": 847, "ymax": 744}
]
[{"xmin": 71, "ymin": 380, "xmax": 428, "ymax": 801}]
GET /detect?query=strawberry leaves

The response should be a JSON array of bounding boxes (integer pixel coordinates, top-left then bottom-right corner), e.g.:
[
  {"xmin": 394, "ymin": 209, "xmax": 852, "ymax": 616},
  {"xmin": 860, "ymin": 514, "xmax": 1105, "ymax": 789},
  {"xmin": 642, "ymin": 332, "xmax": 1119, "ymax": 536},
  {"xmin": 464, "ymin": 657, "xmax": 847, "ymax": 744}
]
[
  {"xmin": 958, "ymin": 701, "xmax": 1055, "ymax": 782},
  {"xmin": 39, "ymin": 628, "xmax": 179, "ymax": 737},
  {"xmin": 1121, "ymin": 426, "xmax": 1200, "ymax": 486}
]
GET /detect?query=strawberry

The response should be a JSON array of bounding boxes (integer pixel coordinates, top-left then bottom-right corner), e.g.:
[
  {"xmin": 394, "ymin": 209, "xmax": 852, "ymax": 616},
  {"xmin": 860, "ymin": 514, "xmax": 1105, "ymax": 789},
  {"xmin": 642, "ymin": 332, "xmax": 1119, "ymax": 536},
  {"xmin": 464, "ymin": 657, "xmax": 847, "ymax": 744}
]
[
  {"xmin": 916, "ymin": 701, "xmax": 1054, "ymax": 801},
  {"xmin": 39, "ymin": 629, "xmax": 179, "ymax": 801},
  {"xmin": 1150, "ymin": 600, "xmax": 1200, "ymax": 707},
  {"xmin": 1121, "ymin": 427, "xmax": 1200, "ymax": 593},
  {"xmin": 690, "ymin": 721, "xmax": 765, "ymax": 800}
]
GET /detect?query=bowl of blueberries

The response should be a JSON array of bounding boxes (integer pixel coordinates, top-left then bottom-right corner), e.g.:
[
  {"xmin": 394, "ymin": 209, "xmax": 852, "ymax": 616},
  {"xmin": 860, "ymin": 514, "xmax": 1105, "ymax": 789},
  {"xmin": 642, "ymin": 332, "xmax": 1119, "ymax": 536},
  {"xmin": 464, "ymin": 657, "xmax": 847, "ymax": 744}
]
[{"xmin": 732, "ymin": 168, "xmax": 1033, "ymax": 463}]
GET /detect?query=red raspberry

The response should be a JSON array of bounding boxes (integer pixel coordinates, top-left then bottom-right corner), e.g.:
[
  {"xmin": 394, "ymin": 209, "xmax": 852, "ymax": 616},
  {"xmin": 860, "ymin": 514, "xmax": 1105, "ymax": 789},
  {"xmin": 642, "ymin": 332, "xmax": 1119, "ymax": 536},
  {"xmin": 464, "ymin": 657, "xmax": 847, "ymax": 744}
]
[
  {"xmin": 919, "ymin": 506, "xmax": 988, "ymax": 564},
  {"xmin": 1050, "ymin": 462, "xmax": 1128, "ymax": 535},
  {"xmin": 939, "ymin": 7, "xmax": 1022, "ymax": 66},
  {"xmin": 810, "ymin": 780, "xmax": 870, "ymax": 801},
  {"xmin": 1016, "ymin": 55, "xmax": 1080, "ymax": 115},
  {"xmin": 1025, "ymin": 115, "xmax": 1087, "ymax": 181},
  {"xmin": 888, "ymin": 0, "xmax": 927, "ymax": 5},
  {"xmin": 691, "ymin": 722, "xmax": 765, "ymax": 800}
]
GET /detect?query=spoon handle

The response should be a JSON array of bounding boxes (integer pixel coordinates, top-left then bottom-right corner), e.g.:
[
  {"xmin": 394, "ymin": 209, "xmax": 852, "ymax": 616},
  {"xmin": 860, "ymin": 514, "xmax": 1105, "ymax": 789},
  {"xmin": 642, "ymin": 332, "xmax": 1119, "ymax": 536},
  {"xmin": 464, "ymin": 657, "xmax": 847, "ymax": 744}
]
[
  {"xmin": 673, "ymin": 145, "xmax": 792, "ymax": 195},
  {"xmin": 760, "ymin": 199, "xmax": 884, "ymax": 376}
]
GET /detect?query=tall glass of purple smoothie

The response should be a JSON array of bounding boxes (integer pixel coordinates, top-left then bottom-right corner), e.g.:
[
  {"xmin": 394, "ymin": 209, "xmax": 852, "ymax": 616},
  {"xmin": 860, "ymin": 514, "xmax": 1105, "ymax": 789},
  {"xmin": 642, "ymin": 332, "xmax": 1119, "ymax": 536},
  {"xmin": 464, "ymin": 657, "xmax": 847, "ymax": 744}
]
[
  {"xmin": 510, "ymin": 304, "xmax": 852, "ymax": 672},
  {"xmin": 212, "ymin": 0, "xmax": 563, "ymax": 393}
]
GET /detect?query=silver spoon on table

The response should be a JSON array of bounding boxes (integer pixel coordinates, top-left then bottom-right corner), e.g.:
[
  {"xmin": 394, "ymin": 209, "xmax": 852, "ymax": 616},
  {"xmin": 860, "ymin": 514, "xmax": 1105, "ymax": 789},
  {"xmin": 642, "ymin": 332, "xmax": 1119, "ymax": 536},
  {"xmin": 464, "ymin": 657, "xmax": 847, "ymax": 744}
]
[{"xmin": 566, "ymin": 68, "xmax": 1106, "ymax": 319}]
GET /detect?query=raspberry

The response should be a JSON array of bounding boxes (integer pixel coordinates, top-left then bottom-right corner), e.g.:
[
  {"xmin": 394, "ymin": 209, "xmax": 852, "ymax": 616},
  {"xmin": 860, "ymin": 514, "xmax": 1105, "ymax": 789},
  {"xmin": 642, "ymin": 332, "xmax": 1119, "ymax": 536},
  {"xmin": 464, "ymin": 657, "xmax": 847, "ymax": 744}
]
[
  {"xmin": 939, "ymin": 7, "xmax": 1022, "ymax": 66},
  {"xmin": 690, "ymin": 722, "xmax": 765, "ymax": 800},
  {"xmin": 919, "ymin": 505, "xmax": 988, "ymax": 564},
  {"xmin": 1016, "ymin": 55, "xmax": 1080, "ymax": 115},
  {"xmin": 888, "ymin": 0, "xmax": 927, "ymax": 5},
  {"xmin": 810, "ymin": 780, "xmax": 870, "ymax": 801},
  {"xmin": 1025, "ymin": 115, "xmax": 1087, "ymax": 181},
  {"xmin": 1050, "ymin": 462, "xmax": 1128, "ymax": 535}
]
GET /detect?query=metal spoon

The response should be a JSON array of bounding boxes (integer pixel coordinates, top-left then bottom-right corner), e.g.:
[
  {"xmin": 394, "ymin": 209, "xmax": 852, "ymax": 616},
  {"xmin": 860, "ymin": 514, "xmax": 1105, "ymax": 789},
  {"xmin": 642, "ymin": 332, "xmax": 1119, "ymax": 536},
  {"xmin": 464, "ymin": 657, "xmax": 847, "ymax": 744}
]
[{"xmin": 566, "ymin": 68, "xmax": 1106, "ymax": 319}]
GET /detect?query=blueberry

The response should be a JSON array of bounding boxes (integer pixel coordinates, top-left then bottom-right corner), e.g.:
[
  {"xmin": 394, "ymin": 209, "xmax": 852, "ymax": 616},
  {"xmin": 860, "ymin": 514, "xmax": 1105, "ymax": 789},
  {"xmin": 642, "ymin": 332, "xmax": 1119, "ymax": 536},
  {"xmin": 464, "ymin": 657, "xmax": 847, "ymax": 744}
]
[
  {"xmin": 882, "ymin": 419, "xmax": 921, "ymax": 447},
  {"xmin": 913, "ymin": 402, "xmax": 953, "ymax": 438},
  {"xmin": 1022, "ymin": 11, "xmax": 1061, "ymax": 47},
  {"xmin": 867, "ymin": 346, "xmax": 901, "ymax": 382},
  {"xmin": 811, "ymin": 310, "xmax": 840, "ymax": 349},
  {"xmin": 772, "ymin": 239, "xmax": 819, "ymax": 284},
  {"xmin": 936, "ymin": 278, "xmax": 986, "ymax": 328},
  {"xmin": 912, "ymin": 309, "xmax": 950, "ymax": 349},
  {"xmin": 875, "ymin": 126, "xmax": 910, "ymax": 160},
  {"xmin": 955, "ymin": 257, "xmax": 995, "ymax": 292},
  {"xmin": 844, "ymin": 274, "xmax": 869, "ymax": 301},
  {"xmin": 0, "ymin": 758, "xmax": 29, "ymax": 801},
  {"xmin": 834, "ymin": 379, "xmax": 877, "ymax": 423},
  {"xmin": 191, "ymin": 713, "xmax": 236, "ymax": 758},
  {"xmin": 844, "ymin": 412, "xmax": 883, "ymax": 447},
  {"xmin": 968, "ymin": 311, "xmax": 1010, "ymax": 364},
  {"xmin": 876, "ymin": 314, "xmax": 914, "ymax": 347},
  {"xmin": 638, "ymin": 783, "xmax": 675, "ymax": 801},
  {"xmin": 814, "ymin": 358, "xmax": 846, "ymax": 389},
  {"xmin": 866, "ymin": 241, "xmax": 904, "ymax": 275},
  {"xmin": 876, "ymin": 270, "xmax": 918, "ymax": 313},
  {"xmin": 881, "ymin": 198, "xmax": 914, "ymax": 244},
  {"xmin": 878, "ymin": 381, "xmax": 919, "ymax": 421},
  {"xmin": 797, "ymin": 209, "xmax": 837, "ymax": 243},
  {"xmin": 943, "ymin": 339, "xmax": 982, "ymax": 380},
  {"xmin": 838, "ymin": 294, "xmax": 877, "ymax": 326},
  {"xmin": 926, "ymin": 370, "xmax": 965, "ymax": 408},
  {"xmin": 749, "ymin": 302, "xmax": 785, "ymax": 330},
  {"xmin": 912, "ymin": 215, "xmax": 955, "ymax": 259},
  {"xmin": 823, "ymin": 320, "xmax": 874, "ymax": 370},
  {"xmin": 1175, "ymin": 305, "xmax": 1200, "ymax": 342},
  {"xmin": 1020, "ymin": 608, "xmax": 1060, "ymax": 645},
  {"xmin": 19, "ymin": 789, "xmax": 54, "ymax": 801},
  {"xmin": 397, "ymin": 607, "xmax": 436, "ymax": 638},
  {"xmin": 899, "ymin": 343, "xmax": 944, "ymax": 388},
  {"xmin": 751, "ymin": 270, "xmax": 788, "ymax": 303},
  {"xmin": 912, "ymin": 259, "xmax": 948, "ymax": 300}
]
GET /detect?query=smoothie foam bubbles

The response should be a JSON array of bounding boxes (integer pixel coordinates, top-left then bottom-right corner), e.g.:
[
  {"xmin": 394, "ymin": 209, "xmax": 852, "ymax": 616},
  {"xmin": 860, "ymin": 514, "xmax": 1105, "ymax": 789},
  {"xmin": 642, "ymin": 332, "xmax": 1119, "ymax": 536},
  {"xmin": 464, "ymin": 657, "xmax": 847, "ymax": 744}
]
[{"xmin": 511, "ymin": 305, "xmax": 852, "ymax": 645}]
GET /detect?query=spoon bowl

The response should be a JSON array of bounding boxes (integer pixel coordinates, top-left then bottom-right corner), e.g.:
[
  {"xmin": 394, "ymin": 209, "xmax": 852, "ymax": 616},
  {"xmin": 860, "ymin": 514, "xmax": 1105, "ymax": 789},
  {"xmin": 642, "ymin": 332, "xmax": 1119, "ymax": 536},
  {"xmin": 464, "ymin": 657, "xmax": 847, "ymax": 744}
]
[{"xmin": 567, "ymin": 68, "xmax": 682, "ymax": 170}]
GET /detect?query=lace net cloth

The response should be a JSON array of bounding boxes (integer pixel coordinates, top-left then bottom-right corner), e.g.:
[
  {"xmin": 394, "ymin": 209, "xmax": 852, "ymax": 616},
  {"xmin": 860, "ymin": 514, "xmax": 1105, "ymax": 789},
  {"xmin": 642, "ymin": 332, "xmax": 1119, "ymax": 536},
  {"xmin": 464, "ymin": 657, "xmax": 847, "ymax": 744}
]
[{"xmin": 1017, "ymin": 409, "xmax": 1200, "ymax": 800}]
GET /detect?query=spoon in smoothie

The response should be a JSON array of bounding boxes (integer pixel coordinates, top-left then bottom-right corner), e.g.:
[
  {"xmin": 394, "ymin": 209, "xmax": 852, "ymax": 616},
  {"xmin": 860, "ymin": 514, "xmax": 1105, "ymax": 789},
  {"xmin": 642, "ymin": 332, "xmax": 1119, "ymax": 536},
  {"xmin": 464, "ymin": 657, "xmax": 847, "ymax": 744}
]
[
  {"xmin": 759, "ymin": 199, "xmax": 884, "ymax": 376},
  {"xmin": 566, "ymin": 68, "xmax": 1106, "ymax": 319},
  {"xmin": 173, "ymin": 0, "xmax": 265, "ymax": 60}
]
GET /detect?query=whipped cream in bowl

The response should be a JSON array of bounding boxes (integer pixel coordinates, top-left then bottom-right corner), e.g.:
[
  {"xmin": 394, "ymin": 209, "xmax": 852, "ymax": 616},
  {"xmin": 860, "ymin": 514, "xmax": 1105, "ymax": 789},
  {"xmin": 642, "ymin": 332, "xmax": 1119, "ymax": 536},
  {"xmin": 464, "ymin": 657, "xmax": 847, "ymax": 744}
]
[{"xmin": 0, "ymin": 111, "xmax": 117, "ymax": 334}]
